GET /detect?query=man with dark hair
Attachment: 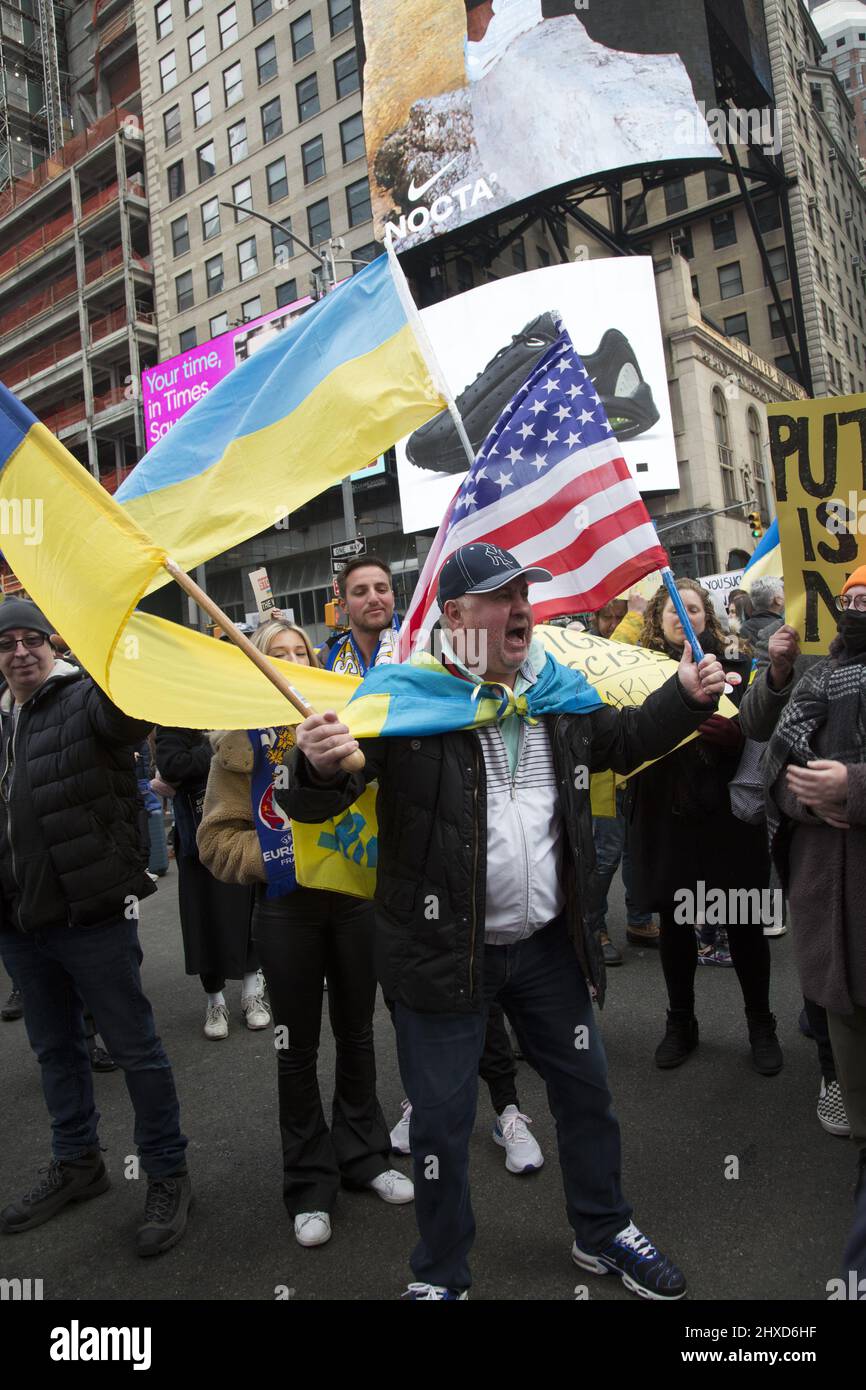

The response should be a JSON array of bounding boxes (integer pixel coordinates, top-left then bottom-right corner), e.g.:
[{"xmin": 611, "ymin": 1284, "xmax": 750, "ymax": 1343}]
[
  {"xmin": 322, "ymin": 558, "xmax": 399, "ymax": 675},
  {"xmin": 0, "ymin": 599, "xmax": 191, "ymax": 1256}
]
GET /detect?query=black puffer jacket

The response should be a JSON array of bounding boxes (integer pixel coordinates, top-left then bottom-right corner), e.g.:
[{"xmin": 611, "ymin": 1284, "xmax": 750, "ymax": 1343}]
[
  {"xmin": 280, "ymin": 671, "xmax": 711, "ymax": 1014},
  {"xmin": 0, "ymin": 662, "xmax": 155, "ymax": 932}
]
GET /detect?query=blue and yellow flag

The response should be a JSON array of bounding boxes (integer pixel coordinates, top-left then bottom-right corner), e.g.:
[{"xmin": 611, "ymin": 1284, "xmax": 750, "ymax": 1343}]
[{"xmin": 740, "ymin": 518, "xmax": 782, "ymax": 591}]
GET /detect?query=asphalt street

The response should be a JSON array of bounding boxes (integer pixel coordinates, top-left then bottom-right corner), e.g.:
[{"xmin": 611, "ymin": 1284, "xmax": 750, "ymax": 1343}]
[{"xmin": 0, "ymin": 861, "xmax": 857, "ymax": 1304}]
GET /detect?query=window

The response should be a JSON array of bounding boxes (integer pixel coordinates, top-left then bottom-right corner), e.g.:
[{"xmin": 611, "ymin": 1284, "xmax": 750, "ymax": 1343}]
[
  {"xmin": 328, "ymin": 0, "xmax": 353, "ymax": 37},
  {"xmin": 346, "ymin": 176, "xmax": 371, "ymax": 227},
  {"xmin": 160, "ymin": 51, "xmax": 177, "ymax": 93},
  {"xmin": 205, "ymin": 254, "xmax": 224, "ymax": 297},
  {"xmin": 276, "ymin": 278, "xmax": 298, "ymax": 307},
  {"xmin": 334, "ymin": 47, "xmax": 359, "ymax": 98},
  {"xmin": 691, "ymin": 274, "xmax": 700, "ymax": 301},
  {"xmin": 231, "ymin": 176, "xmax": 252, "ymax": 221},
  {"xmin": 192, "ymin": 84, "xmax": 211, "ymax": 128},
  {"xmin": 171, "ymin": 214, "xmax": 190, "ymax": 257},
  {"xmin": 238, "ymin": 236, "xmax": 258, "ymax": 281},
  {"xmin": 340, "ymin": 112, "xmax": 364, "ymax": 163},
  {"xmin": 673, "ymin": 226, "xmax": 693, "ymax": 258},
  {"xmin": 223, "ymin": 61, "xmax": 243, "ymax": 107},
  {"xmin": 664, "ymin": 178, "xmax": 687, "ymax": 215},
  {"xmin": 179, "ymin": 326, "xmax": 197, "ymax": 352},
  {"xmin": 251, "ymin": 0, "xmax": 271, "ymax": 23},
  {"xmin": 201, "ymin": 196, "xmax": 220, "ymax": 240},
  {"xmin": 302, "ymin": 134, "xmax": 325, "ymax": 183},
  {"xmin": 764, "ymin": 244, "xmax": 789, "ymax": 283},
  {"xmin": 705, "ymin": 168, "xmax": 729, "ymax": 199},
  {"xmin": 256, "ymin": 36, "xmax": 278, "ymax": 84},
  {"xmin": 723, "ymin": 312, "xmax": 749, "ymax": 345},
  {"xmin": 713, "ymin": 388, "xmax": 736, "ymax": 504},
  {"xmin": 163, "ymin": 105, "xmax": 181, "ymax": 147},
  {"xmin": 210, "ymin": 311, "xmax": 229, "ymax": 337},
  {"xmin": 711, "ymin": 210, "xmax": 737, "ymax": 249},
  {"xmin": 536, "ymin": 244, "xmax": 551, "ymax": 267},
  {"xmin": 512, "ymin": 237, "xmax": 526, "ymax": 272},
  {"xmin": 155, "ymin": 1, "xmax": 172, "ymax": 42},
  {"xmin": 188, "ymin": 27, "xmax": 207, "ymax": 72},
  {"xmin": 776, "ymin": 353, "xmax": 798, "ymax": 379},
  {"xmin": 219, "ymin": 4, "xmax": 238, "ymax": 49},
  {"xmin": 352, "ymin": 242, "xmax": 380, "ymax": 267},
  {"xmin": 624, "ymin": 193, "xmax": 647, "ymax": 228},
  {"xmin": 297, "ymin": 73, "xmax": 320, "ymax": 122},
  {"xmin": 168, "ymin": 160, "xmax": 185, "ymax": 200},
  {"xmin": 755, "ymin": 196, "xmax": 781, "ymax": 232},
  {"xmin": 271, "ymin": 217, "xmax": 293, "ymax": 261},
  {"xmin": 266, "ymin": 156, "xmax": 288, "ymax": 203},
  {"xmin": 770, "ymin": 299, "xmax": 795, "ymax": 339},
  {"xmin": 748, "ymin": 407, "xmax": 770, "ymax": 524},
  {"xmin": 718, "ymin": 261, "xmax": 743, "ymax": 299},
  {"xmin": 292, "ymin": 12, "xmax": 314, "ymax": 61},
  {"xmin": 175, "ymin": 270, "xmax": 194, "ymax": 312},
  {"xmin": 261, "ymin": 97, "xmax": 283, "ymax": 144},
  {"xmin": 307, "ymin": 197, "xmax": 331, "ymax": 245},
  {"xmin": 185, "ymin": 0, "xmax": 202, "ymax": 14},
  {"xmin": 228, "ymin": 119, "xmax": 247, "ymax": 165},
  {"xmin": 241, "ymin": 295, "xmax": 262, "ymax": 320},
  {"xmin": 197, "ymin": 140, "xmax": 216, "ymax": 182}
]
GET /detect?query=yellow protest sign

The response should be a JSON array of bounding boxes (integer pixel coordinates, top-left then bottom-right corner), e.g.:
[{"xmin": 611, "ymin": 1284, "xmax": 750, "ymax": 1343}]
[{"xmin": 768, "ymin": 394, "xmax": 866, "ymax": 654}]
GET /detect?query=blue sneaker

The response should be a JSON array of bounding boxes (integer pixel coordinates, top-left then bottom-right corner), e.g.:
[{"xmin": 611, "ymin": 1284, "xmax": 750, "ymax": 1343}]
[
  {"xmin": 572, "ymin": 1222, "xmax": 686, "ymax": 1301},
  {"xmin": 401, "ymin": 1283, "xmax": 468, "ymax": 1300}
]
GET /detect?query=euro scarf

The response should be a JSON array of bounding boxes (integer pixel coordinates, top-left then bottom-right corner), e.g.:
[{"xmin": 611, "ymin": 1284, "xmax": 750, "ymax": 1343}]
[{"xmin": 248, "ymin": 727, "xmax": 298, "ymax": 898}]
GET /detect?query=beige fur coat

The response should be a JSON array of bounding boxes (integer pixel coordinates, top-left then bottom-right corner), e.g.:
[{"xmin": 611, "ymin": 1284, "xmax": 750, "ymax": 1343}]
[{"xmin": 197, "ymin": 731, "xmax": 268, "ymax": 885}]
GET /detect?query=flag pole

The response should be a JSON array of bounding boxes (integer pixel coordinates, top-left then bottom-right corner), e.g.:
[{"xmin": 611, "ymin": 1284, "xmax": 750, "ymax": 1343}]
[
  {"xmin": 661, "ymin": 567, "xmax": 704, "ymax": 663},
  {"xmin": 164, "ymin": 558, "xmax": 365, "ymax": 772}
]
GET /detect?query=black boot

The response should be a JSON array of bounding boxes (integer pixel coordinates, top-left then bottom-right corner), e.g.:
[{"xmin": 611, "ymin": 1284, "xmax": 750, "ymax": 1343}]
[
  {"xmin": 136, "ymin": 1169, "xmax": 193, "ymax": 1258},
  {"xmin": 0, "ymin": 1152, "xmax": 109, "ymax": 1233},
  {"xmin": 655, "ymin": 1012, "xmax": 699, "ymax": 1069},
  {"xmin": 747, "ymin": 1011, "xmax": 783, "ymax": 1076},
  {"xmin": 1, "ymin": 988, "xmax": 23, "ymax": 1021}
]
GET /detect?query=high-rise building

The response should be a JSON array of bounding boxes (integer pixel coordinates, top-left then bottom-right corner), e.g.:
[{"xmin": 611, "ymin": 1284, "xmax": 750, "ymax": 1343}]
[{"xmin": 809, "ymin": 0, "xmax": 866, "ymax": 161}]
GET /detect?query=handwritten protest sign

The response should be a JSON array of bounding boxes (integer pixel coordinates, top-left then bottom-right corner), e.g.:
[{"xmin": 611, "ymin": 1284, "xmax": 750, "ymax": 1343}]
[{"xmin": 768, "ymin": 394, "xmax": 866, "ymax": 654}]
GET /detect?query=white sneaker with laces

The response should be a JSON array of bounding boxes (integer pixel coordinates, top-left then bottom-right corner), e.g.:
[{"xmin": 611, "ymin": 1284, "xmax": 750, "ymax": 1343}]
[
  {"xmin": 493, "ymin": 1104, "xmax": 544, "ymax": 1174},
  {"xmin": 294, "ymin": 1211, "xmax": 331, "ymax": 1247},
  {"xmin": 368, "ymin": 1169, "xmax": 414, "ymax": 1204},
  {"xmin": 390, "ymin": 1100, "xmax": 412, "ymax": 1155},
  {"xmin": 242, "ymin": 993, "xmax": 271, "ymax": 1030},
  {"xmin": 402, "ymin": 1283, "xmax": 468, "ymax": 1300},
  {"xmin": 204, "ymin": 1003, "xmax": 229, "ymax": 1040}
]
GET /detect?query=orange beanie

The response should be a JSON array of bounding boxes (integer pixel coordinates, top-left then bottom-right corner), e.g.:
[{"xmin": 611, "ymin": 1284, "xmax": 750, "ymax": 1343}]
[{"xmin": 842, "ymin": 565, "xmax": 866, "ymax": 594}]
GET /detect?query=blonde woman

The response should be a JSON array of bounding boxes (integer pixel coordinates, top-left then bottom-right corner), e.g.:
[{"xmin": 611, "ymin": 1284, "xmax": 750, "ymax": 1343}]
[{"xmin": 198, "ymin": 618, "xmax": 410, "ymax": 1248}]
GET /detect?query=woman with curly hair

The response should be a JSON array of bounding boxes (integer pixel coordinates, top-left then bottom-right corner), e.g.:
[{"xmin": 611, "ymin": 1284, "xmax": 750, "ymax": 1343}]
[{"xmin": 623, "ymin": 578, "xmax": 782, "ymax": 1075}]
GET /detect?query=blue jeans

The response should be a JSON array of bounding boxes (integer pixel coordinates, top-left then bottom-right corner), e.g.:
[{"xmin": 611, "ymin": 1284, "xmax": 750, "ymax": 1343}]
[
  {"xmin": 0, "ymin": 919, "xmax": 187, "ymax": 1177},
  {"xmin": 586, "ymin": 787, "xmax": 652, "ymax": 933},
  {"xmin": 394, "ymin": 918, "xmax": 631, "ymax": 1290}
]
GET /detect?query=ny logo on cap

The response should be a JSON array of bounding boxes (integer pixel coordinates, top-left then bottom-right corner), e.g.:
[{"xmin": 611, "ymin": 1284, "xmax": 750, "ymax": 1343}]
[{"xmin": 482, "ymin": 545, "xmax": 508, "ymax": 567}]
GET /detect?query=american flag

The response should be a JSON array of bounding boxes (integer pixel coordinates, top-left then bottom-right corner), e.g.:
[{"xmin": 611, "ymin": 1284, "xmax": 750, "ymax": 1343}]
[{"xmin": 400, "ymin": 319, "xmax": 668, "ymax": 657}]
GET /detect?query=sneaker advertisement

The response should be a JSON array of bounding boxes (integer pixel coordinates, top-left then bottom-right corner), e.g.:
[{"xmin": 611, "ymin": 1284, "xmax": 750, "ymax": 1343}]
[{"xmin": 394, "ymin": 257, "xmax": 677, "ymax": 532}]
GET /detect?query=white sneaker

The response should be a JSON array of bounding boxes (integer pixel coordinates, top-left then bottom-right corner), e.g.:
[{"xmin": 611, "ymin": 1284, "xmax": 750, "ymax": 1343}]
[
  {"xmin": 763, "ymin": 922, "xmax": 787, "ymax": 937},
  {"xmin": 204, "ymin": 1003, "xmax": 229, "ymax": 1040},
  {"xmin": 368, "ymin": 1169, "xmax": 414, "ymax": 1204},
  {"xmin": 493, "ymin": 1105, "xmax": 544, "ymax": 1174},
  {"xmin": 242, "ymin": 993, "xmax": 271, "ymax": 1030},
  {"xmin": 390, "ymin": 1100, "xmax": 412, "ymax": 1155},
  {"xmin": 294, "ymin": 1211, "xmax": 331, "ymax": 1247},
  {"xmin": 817, "ymin": 1078, "xmax": 851, "ymax": 1137}
]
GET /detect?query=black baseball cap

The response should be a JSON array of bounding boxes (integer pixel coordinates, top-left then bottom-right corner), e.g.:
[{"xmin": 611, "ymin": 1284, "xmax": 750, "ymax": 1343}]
[
  {"xmin": 437, "ymin": 544, "xmax": 552, "ymax": 607},
  {"xmin": 0, "ymin": 598, "xmax": 54, "ymax": 637}
]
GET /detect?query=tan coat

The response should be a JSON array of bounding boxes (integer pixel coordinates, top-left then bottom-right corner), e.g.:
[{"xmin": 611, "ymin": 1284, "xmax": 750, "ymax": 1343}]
[{"xmin": 197, "ymin": 731, "xmax": 267, "ymax": 885}]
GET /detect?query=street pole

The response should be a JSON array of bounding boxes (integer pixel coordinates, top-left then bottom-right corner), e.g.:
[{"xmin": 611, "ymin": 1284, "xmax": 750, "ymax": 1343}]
[{"xmin": 220, "ymin": 201, "xmax": 361, "ymax": 541}]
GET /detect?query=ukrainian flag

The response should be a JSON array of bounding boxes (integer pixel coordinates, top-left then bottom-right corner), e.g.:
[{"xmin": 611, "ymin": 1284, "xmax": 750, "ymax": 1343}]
[
  {"xmin": 740, "ymin": 518, "xmax": 782, "ymax": 590},
  {"xmin": 117, "ymin": 251, "xmax": 447, "ymax": 591}
]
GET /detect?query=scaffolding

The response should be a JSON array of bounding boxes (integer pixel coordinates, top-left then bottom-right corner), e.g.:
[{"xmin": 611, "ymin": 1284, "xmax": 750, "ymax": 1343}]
[{"xmin": 0, "ymin": 0, "xmax": 69, "ymax": 194}]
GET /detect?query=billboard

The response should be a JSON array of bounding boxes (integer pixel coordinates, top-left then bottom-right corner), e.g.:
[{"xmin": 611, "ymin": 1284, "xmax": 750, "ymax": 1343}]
[
  {"xmin": 395, "ymin": 258, "xmax": 677, "ymax": 534},
  {"xmin": 358, "ymin": 0, "xmax": 723, "ymax": 250}
]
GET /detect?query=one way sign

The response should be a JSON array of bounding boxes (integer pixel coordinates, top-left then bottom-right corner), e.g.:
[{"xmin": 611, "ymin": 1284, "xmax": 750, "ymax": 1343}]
[{"xmin": 330, "ymin": 538, "xmax": 367, "ymax": 562}]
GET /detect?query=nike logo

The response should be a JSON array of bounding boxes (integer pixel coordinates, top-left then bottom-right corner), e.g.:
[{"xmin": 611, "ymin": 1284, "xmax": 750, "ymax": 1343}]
[{"xmin": 408, "ymin": 157, "xmax": 459, "ymax": 201}]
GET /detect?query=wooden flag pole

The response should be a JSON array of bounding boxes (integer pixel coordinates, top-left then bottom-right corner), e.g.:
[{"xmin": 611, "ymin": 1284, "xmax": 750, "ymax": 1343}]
[{"xmin": 164, "ymin": 558, "xmax": 365, "ymax": 773}]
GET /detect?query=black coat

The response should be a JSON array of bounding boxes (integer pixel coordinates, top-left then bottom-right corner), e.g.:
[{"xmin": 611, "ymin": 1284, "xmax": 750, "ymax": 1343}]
[
  {"xmin": 0, "ymin": 663, "xmax": 155, "ymax": 932},
  {"xmin": 624, "ymin": 652, "xmax": 770, "ymax": 911},
  {"xmin": 155, "ymin": 727, "xmax": 254, "ymax": 978},
  {"xmin": 281, "ymin": 671, "xmax": 711, "ymax": 1014}
]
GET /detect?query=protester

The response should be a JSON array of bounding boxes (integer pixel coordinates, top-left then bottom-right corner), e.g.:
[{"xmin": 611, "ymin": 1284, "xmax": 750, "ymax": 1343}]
[
  {"xmin": 198, "ymin": 616, "xmax": 411, "ymax": 1247},
  {"xmin": 626, "ymin": 578, "xmax": 782, "ymax": 1075},
  {"xmin": 283, "ymin": 543, "xmax": 729, "ymax": 1300},
  {"xmin": 0, "ymin": 599, "xmax": 190, "ymax": 1255},
  {"xmin": 739, "ymin": 576, "xmax": 784, "ymax": 647},
  {"xmin": 610, "ymin": 590, "xmax": 648, "ymax": 645},
  {"xmin": 154, "ymin": 726, "xmax": 266, "ymax": 1040},
  {"xmin": 593, "ymin": 600, "xmax": 628, "ymax": 639},
  {"xmin": 764, "ymin": 568, "xmax": 866, "ymax": 1227}
]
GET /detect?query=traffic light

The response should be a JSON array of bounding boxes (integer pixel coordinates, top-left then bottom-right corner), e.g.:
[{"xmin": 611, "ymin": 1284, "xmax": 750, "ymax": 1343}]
[{"xmin": 748, "ymin": 510, "xmax": 763, "ymax": 539}]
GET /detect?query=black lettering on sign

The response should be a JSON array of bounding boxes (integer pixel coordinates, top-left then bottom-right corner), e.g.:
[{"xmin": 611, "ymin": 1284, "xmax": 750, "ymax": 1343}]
[
  {"xmin": 838, "ymin": 408, "xmax": 866, "ymax": 489},
  {"xmin": 803, "ymin": 569, "xmax": 839, "ymax": 644},
  {"xmin": 816, "ymin": 500, "xmax": 859, "ymax": 564},
  {"xmin": 768, "ymin": 414, "xmax": 805, "ymax": 502},
  {"xmin": 800, "ymin": 413, "xmax": 840, "ymax": 499},
  {"xmin": 797, "ymin": 507, "xmax": 816, "ymax": 563}
]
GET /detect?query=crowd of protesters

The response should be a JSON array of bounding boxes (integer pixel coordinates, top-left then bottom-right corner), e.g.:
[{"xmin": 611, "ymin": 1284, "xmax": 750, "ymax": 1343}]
[{"xmin": 0, "ymin": 550, "xmax": 864, "ymax": 1297}]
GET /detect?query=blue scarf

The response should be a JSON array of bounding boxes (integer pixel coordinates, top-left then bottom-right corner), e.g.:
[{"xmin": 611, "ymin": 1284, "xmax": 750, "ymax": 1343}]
[{"xmin": 247, "ymin": 728, "xmax": 298, "ymax": 899}]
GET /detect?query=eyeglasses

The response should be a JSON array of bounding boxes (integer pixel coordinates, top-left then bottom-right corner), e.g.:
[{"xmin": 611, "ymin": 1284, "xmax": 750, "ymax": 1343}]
[
  {"xmin": 834, "ymin": 594, "xmax": 866, "ymax": 612},
  {"xmin": 0, "ymin": 633, "xmax": 49, "ymax": 654}
]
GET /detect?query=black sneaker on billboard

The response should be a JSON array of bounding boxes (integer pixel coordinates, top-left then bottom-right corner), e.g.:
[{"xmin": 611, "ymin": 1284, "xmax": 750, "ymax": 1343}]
[{"xmin": 582, "ymin": 328, "xmax": 660, "ymax": 442}]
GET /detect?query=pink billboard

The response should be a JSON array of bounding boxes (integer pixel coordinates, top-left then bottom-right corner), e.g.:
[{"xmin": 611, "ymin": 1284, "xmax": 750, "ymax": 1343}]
[{"xmin": 141, "ymin": 294, "xmax": 313, "ymax": 448}]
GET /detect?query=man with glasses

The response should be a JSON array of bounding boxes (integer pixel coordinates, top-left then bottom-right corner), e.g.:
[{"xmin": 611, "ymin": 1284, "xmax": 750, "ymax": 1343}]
[{"xmin": 0, "ymin": 600, "xmax": 191, "ymax": 1256}]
